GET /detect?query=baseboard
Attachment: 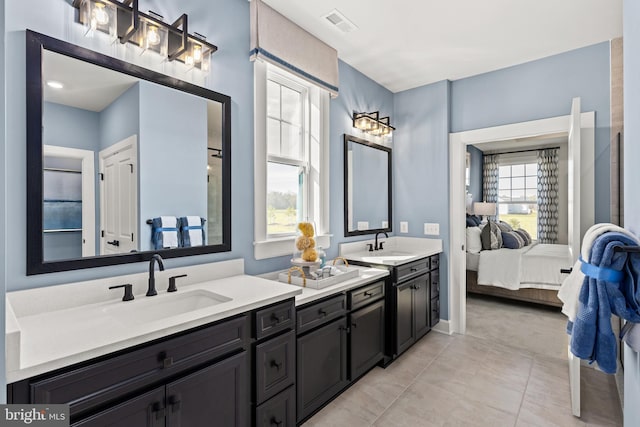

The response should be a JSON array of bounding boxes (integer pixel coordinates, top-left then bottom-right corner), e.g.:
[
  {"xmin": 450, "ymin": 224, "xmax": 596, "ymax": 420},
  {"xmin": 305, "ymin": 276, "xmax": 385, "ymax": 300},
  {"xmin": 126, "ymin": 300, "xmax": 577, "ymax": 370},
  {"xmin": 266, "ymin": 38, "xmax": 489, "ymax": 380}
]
[{"xmin": 432, "ymin": 319, "xmax": 452, "ymax": 335}]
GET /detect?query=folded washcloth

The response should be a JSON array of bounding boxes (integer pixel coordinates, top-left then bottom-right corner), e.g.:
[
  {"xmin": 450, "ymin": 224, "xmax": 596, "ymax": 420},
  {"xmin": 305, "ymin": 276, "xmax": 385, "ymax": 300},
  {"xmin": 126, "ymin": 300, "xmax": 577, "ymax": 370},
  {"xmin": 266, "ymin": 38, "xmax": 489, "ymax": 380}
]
[
  {"xmin": 569, "ymin": 231, "xmax": 640, "ymax": 373},
  {"xmin": 558, "ymin": 223, "xmax": 639, "ymax": 321},
  {"xmin": 179, "ymin": 216, "xmax": 206, "ymax": 247},
  {"xmin": 151, "ymin": 216, "xmax": 179, "ymax": 249}
]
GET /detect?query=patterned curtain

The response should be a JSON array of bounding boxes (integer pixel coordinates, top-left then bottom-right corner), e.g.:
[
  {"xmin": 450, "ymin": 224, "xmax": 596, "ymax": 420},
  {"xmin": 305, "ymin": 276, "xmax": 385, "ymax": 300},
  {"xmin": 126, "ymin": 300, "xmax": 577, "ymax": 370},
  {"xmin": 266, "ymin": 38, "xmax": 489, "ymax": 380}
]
[
  {"xmin": 482, "ymin": 154, "xmax": 499, "ymax": 221},
  {"xmin": 537, "ymin": 148, "xmax": 560, "ymax": 243}
]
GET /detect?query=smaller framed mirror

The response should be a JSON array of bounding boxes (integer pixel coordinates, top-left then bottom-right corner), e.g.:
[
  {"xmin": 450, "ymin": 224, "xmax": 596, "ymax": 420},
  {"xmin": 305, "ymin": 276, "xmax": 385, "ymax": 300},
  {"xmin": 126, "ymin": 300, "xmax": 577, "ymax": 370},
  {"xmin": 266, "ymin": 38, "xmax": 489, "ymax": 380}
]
[{"xmin": 344, "ymin": 134, "xmax": 392, "ymax": 237}]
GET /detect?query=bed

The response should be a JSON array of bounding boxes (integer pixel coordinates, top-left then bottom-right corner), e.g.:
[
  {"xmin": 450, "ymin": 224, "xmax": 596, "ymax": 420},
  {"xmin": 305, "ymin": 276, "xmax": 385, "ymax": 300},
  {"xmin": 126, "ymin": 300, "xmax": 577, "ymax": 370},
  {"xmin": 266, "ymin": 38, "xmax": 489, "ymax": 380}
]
[{"xmin": 466, "ymin": 240, "xmax": 572, "ymax": 307}]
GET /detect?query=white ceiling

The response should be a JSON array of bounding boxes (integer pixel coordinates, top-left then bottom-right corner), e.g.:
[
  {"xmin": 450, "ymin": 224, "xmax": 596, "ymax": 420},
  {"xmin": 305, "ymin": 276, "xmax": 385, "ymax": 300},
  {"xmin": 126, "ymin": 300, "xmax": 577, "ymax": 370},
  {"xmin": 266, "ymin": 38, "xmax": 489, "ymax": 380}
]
[{"xmin": 263, "ymin": 0, "xmax": 623, "ymax": 93}]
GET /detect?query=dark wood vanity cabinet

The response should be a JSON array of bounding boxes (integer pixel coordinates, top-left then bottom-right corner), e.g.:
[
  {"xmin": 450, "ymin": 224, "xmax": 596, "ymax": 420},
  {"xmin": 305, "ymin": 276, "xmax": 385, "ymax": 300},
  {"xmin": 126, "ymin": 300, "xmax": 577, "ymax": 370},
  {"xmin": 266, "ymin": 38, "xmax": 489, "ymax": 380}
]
[
  {"xmin": 8, "ymin": 299, "xmax": 297, "ymax": 427},
  {"xmin": 296, "ymin": 281, "xmax": 385, "ymax": 424}
]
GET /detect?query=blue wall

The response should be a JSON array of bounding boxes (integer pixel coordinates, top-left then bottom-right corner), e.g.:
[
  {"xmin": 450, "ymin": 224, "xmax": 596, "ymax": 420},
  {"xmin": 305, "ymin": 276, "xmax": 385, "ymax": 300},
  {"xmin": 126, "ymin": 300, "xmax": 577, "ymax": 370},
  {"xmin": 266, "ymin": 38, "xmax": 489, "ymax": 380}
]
[
  {"xmin": 624, "ymin": 1, "xmax": 640, "ymax": 424},
  {"xmin": 394, "ymin": 80, "xmax": 451, "ymax": 318},
  {"xmin": 138, "ymin": 81, "xmax": 208, "ymax": 250},
  {"xmin": 451, "ymin": 42, "xmax": 611, "ymax": 225},
  {"xmin": 99, "ymin": 83, "xmax": 139, "ymax": 150}
]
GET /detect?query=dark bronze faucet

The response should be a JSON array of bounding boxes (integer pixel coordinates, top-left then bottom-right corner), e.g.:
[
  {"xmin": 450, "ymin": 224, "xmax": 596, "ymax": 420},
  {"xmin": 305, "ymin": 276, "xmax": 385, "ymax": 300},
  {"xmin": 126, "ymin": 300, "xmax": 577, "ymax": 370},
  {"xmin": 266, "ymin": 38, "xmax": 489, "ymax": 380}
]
[
  {"xmin": 147, "ymin": 254, "xmax": 165, "ymax": 296},
  {"xmin": 374, "ymin": 231, "xmax": 388, "ymax": 251}
]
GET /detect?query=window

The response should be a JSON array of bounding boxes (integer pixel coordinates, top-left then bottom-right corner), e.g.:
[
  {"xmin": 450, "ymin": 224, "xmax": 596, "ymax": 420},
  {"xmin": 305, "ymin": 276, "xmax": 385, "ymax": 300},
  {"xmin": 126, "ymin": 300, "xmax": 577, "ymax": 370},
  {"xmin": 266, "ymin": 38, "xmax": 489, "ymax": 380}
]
[
  {"xmin": 254, "ymin": 62, "xmax": 330, "ymax": 259},
  {"xmin": 497, "ymin": 162, "xmax": 538, "ymax": 239}
]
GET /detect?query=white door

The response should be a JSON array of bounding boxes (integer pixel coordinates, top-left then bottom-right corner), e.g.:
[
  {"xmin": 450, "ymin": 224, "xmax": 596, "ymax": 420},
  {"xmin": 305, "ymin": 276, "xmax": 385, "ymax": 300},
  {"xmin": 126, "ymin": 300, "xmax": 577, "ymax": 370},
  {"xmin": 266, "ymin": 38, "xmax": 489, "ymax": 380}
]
[
  {"xmin": 567, "ymin": 97, "xmax": 581, "ymax": 262},
  {"xmin": 99, "ymin": 136, "xmax": 138, "ymax": 255}
]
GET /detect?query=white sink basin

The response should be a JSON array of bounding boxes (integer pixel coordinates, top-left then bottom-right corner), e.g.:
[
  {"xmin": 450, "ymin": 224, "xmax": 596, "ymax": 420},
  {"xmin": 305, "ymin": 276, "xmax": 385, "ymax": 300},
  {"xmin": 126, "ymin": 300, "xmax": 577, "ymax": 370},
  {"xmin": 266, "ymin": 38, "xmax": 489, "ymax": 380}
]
[
  {"xmin": 103, "ymin": 289, "xmax": 232, "ymax": 324},
  {"xmin": 353, "ymin": 251, "xmax": 416, "ymax": 265}
]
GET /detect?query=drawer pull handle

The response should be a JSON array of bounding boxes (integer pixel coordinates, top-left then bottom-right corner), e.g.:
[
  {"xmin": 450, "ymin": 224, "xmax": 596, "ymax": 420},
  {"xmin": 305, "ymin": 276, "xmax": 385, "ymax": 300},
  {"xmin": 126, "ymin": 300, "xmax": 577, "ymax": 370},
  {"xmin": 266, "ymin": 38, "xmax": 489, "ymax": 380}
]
[
  {"xmin": 270, "ymin": 313, "xmax": 282, "ymax": 324},
  {"xmin": 159, "ymin": 353, "xmax": 174, "ymax": 369},
  {"xmin": 270, "ymin": 418, "xmax": 283, "ymax": 427},
  {"xmin": 270, "ymin": 359, "xmax": 283, "ymax": 370},
  {"xmin": 363, "ymin": 291, "xmax": 373, "ymax": 297},
  {"xmin": 351, "ymin": 322, "xmax": 357, "ymax": 328},
  {"xmin": 410, "ymin": 267, "xmax": 418, "ymax": 272},
  {"xmin": 318, "ymin": 309, "xmax": 327, "ymax": 317},
  {"xmin": 339, "ymin": 325, "xmax": 351, "ymax": 333}
]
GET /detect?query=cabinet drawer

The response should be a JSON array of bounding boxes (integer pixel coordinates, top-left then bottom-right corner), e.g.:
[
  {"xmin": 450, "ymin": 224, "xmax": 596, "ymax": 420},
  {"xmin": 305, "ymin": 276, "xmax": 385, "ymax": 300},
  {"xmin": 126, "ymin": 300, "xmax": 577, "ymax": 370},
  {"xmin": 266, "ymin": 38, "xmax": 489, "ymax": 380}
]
[
  {"xmin": 430, "ymin": 297, "xmax": 440, "ymax": 327},
  {"xmin": 430, "ymin": 269, "xmax": 440, "ymax": 299},
  {"xmin": 396, "ymin": 258, "xmax": 429, "ymax": 283},
  {"xmin": 297, "ymin": 294, "xmax": 347, "ymax": 335},
  {"xmin": 255, "ymin": 299, "xmax": 295, "ymax": 340},
  {"xmin": 255, "ymin": 386, "xmax": 295, "ymax": 427},
  {"xmin": 255, "ymin": 331, "xmax": 295, "ymax": 404},
  {"xmin": 30, "ymin": 315, "xmax": 248, "ymax": 418},
  {"xmin": 430, "ymin": 254, "xmax": 440, "ymax": 271},
  {"xmin": 348, "ymin": 281, "xmax": 385, "ymax": 310}
]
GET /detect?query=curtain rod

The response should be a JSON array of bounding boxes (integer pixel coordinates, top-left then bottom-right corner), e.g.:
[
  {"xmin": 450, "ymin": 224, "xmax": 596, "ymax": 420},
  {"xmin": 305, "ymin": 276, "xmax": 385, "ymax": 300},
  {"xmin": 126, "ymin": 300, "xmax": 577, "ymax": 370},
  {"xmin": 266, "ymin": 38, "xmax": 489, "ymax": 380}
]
[{"xmin": 483, "ymin": 146, "xmax": 561, "ymax": 156}]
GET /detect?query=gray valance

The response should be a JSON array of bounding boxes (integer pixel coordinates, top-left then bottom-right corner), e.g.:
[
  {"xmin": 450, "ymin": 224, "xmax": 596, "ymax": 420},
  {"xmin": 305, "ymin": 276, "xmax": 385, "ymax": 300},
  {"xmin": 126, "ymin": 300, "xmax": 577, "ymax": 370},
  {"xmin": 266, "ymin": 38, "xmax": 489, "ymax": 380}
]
[{"xmin": 250, "ymin": 0, "xmax": 339, "ymax": 97}]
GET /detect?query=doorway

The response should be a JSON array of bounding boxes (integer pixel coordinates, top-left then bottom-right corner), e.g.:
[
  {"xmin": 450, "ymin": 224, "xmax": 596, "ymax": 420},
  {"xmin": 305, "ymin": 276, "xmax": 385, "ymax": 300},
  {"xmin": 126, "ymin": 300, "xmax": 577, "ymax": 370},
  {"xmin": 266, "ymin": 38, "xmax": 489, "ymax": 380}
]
[{"xmin": 448, "ymin": 103, "xmax": 595, "ymax": 335}]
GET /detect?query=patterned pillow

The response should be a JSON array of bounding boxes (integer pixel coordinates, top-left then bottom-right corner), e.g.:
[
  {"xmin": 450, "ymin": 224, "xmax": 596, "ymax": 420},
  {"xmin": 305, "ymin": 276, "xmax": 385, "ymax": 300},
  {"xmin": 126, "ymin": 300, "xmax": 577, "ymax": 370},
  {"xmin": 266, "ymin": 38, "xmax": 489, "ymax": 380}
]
[
  {"xmin": 496, "ymin": 221, "xmax": 513, "ymax": 233},
  {"xmin": 502, "ymin": 231, "xmax": 525, "ymax": 249},
  {"xmin": 515, "ymin": 228, "xmax": 532, "ymax": 246},
  {"xmin": 481, "ymin": 221, "xmax": 503, "ymax": 250}
]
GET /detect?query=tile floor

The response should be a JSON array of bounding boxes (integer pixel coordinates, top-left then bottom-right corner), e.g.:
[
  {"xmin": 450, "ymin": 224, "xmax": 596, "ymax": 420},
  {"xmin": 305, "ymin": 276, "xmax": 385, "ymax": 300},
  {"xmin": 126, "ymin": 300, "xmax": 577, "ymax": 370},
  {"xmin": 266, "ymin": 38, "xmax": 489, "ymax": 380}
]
[{"xmin": 303, "ymin": 295, "xmax": 623, "ymax": 426}]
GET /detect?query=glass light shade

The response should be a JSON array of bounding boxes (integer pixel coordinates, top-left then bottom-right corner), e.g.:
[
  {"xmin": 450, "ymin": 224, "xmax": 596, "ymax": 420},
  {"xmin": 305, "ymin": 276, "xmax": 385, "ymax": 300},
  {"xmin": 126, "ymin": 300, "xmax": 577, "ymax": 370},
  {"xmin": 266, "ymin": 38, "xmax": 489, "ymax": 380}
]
[
  {"xmin": 79, "ymin": 0, "xmax": 117, "ymax": 39},
  {"xmin": 140, "ymin": 18, "xmax": 168, "ymax": 56}
]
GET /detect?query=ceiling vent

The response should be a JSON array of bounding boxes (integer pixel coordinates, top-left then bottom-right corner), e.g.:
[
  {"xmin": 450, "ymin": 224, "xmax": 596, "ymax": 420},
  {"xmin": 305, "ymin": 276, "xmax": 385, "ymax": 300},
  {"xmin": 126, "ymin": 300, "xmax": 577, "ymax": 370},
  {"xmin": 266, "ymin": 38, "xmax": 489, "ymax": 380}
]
[{"xmin": 322, "ymin": 9, "xmax": 358, "ymax": 33}]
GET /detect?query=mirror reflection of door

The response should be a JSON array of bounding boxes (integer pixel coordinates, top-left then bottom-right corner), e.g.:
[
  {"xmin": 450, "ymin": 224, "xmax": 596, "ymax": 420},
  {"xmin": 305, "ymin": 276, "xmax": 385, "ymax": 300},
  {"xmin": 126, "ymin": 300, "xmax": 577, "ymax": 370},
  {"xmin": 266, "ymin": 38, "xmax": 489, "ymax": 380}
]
[{"xmin": 99, "ymin": 136, "xmax": 138, "ymax": 255}]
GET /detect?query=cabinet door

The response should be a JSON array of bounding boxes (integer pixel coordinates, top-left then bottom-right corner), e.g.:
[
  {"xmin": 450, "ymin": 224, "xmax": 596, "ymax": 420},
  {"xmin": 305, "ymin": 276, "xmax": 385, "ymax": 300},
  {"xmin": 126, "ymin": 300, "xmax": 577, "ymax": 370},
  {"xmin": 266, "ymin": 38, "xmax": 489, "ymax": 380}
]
[
  {"xmin": 297, "ymin": 317, "xmax": 348, "ymax": 422},
  {"xmin": 396, "ymin": 281, "xmax": 415, "ymax": 355},
  {"xmin": 72, "ymin": 387, "xmax": 165, "ymax": 427},
  {"xmin": 413, "ymin": 275, "xmax": 430, "ymax": 340},
  {"xmin": 165, "ymin": 352, "xmax": 248, "ymax": 427},
  {"xmin": 349, "ymin": 299, "xmax": 385, "ymax": 380}
]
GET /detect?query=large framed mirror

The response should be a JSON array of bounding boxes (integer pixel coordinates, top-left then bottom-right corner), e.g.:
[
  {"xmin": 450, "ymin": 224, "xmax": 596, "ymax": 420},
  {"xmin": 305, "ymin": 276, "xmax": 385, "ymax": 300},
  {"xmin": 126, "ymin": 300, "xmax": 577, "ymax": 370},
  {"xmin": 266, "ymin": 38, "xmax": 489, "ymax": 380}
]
[
  {"xmin": 26, "ymin": 30, "xmax": 231, "ymax": 275},
  {"xmin": 343, "ymin": 134, "xmax": 392, "ymax": 237}
]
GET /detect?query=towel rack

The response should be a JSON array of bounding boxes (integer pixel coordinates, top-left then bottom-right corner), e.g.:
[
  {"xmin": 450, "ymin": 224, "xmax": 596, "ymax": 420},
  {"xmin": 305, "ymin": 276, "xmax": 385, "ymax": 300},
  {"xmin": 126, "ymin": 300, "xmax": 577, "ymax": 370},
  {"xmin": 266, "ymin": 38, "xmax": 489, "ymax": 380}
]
[{"xmin": 613, "ymin": 246, "xmax": 640, "ymax": 253}]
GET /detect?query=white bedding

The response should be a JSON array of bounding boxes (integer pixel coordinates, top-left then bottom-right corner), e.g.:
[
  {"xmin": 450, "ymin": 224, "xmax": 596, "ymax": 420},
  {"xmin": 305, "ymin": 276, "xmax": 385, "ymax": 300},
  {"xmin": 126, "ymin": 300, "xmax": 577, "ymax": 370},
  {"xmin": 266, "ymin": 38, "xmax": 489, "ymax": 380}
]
[{"xmin": 476, "ymin": 243, "xmax": 572, "ymax": 291}]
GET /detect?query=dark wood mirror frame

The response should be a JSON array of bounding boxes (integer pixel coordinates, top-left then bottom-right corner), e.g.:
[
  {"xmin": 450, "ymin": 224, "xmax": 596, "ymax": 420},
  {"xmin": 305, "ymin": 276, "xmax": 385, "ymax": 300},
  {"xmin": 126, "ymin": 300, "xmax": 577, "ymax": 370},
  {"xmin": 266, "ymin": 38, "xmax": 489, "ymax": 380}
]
[
  {"xmin": 343, "ymin": 134, "xmax": 392, "ymax": 237},
  {"xmin": 26, "ymin": 30, "xmax": 232, "ymax": 275}
]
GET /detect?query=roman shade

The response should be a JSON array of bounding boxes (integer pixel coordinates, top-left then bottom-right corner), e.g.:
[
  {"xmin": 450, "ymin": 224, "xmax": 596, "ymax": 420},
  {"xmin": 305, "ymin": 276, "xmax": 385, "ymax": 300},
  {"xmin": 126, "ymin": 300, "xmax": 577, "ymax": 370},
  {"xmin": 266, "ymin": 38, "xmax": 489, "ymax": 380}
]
[{"xmin": 250, "ymin": 0, "xmax": 339, "ymax": 97}]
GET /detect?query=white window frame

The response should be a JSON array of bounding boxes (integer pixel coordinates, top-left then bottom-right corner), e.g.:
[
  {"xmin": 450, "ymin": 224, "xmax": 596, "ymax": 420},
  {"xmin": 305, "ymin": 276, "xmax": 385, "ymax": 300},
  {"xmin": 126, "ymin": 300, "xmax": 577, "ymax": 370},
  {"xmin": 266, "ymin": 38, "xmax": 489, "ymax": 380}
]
[{"xmin": 253, "ymin": 61, "xmax": 330, "ymax": 259}]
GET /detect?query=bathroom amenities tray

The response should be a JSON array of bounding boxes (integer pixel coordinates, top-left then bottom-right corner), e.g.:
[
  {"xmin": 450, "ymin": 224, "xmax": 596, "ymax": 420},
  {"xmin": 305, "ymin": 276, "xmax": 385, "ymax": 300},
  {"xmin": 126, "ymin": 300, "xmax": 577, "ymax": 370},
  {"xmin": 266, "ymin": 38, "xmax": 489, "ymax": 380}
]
[{"xmin": 278, "ymin": 266, "xmax": 359, "ymax": 289}]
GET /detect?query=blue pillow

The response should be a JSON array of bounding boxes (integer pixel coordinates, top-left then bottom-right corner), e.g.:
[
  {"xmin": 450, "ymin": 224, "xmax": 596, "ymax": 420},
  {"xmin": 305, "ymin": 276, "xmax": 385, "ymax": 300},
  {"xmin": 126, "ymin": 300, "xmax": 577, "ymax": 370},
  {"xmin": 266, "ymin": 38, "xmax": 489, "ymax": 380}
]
[
  {"xmin": 502, "ymin": 231, "xmax": 525, "ymax": 249},
  {"xmin": 466, "ymin": 216, "xmax": 477, "ymax": 227}
]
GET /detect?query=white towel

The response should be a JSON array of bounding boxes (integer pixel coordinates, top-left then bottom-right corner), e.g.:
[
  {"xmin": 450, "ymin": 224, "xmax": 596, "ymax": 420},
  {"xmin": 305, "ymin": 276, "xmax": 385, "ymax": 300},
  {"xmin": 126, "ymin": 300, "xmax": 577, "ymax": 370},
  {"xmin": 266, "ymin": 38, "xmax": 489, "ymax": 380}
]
[
  {"xmin": 185, "ymin": 216, "xmax": 203, "ymax": 247},
  {"xmin": 558, "ymin": 223, "xmax": 639, "ymax": 321},
  {"xmin": 160, "ymin": 216, "xmax": 179, "ymax": 248}
]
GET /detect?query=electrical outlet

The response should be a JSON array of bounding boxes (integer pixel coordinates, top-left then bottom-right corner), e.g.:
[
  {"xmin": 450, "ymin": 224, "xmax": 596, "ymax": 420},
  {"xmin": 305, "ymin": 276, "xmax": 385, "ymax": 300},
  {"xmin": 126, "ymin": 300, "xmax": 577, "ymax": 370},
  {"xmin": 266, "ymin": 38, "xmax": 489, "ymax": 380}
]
[
  {"xmin": 400, "ymin": 221, "xmax": 408, "ymax": 233},
  {"xmin": 424, "ymin": 223, "xmax": 440, "ymax": 235},
  {"xmin": 381, "ymin": 221, "xmax": 389, "ymax": 228},
  {"xmin": 357, "ymin": 221, "xmax": 369, "ymax": 230}
]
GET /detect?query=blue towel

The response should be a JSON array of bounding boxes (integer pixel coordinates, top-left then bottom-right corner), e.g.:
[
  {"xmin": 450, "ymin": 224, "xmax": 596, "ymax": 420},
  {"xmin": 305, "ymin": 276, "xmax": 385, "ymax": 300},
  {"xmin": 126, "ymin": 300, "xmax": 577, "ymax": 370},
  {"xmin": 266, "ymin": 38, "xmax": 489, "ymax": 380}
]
[
  {"xmin": 178, "ymin": 216, "xmax": 206, "ymax": 247},
  {"xmin": 569, "ymin": 232, "xmax": 640, "ymax": 373},
  {"xmin": 151, "ymin": 216, "xmax": 179, "ymax": 250}
]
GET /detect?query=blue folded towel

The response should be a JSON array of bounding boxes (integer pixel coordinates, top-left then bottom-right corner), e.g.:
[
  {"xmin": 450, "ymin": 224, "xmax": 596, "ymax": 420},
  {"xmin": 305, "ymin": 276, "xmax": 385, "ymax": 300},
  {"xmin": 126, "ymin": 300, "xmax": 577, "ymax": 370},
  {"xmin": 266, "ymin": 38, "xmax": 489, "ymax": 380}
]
[
  {"xmin": 151, "ymin": 216, "xmax": 179, "ymax": 250},
  {"xmin": 569, "ymin": 232, "xmax": 640, "ymax": 373},
  {"xmin": 179, "ymin": 216, "xmax": 206, "ymax": 247}
]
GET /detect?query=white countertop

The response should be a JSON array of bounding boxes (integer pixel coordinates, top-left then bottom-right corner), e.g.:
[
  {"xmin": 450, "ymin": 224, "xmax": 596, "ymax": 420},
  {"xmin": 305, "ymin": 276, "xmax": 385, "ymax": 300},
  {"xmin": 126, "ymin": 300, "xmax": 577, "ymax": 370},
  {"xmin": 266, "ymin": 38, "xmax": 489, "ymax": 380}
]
[
  {"xmin": 6, "ymin": 259, "xmax": 301, "ymax": 383},
  {"xmin": 340, "ymin": 236, "xmax": 443, "ymax": 266}
]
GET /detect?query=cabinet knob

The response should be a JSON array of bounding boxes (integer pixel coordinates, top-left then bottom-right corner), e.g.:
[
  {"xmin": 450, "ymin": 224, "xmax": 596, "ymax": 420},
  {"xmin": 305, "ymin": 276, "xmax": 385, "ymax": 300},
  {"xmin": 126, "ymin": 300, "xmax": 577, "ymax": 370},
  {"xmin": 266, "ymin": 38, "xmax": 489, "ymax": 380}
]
[
  {"xmin": 168, "ymin": 395, "xmax": 181, "ymax": 413},
  {"xmin": 152, "ymin": 402, "xmax": 165, "ymax": 420},
  {"xmin": 270, "ymin": 418, "xmax": 283, "ymax": 427},
  {"xmin": 270, "ymin": 359, "xmax": 283, "ymax": 370},
  {"xmin": 270, "ymin": 313, "xmax": 281, "ymax": 324},
  {"xmin": 159, "ymin": 352, "xmax": 173, "ymax": 369}
]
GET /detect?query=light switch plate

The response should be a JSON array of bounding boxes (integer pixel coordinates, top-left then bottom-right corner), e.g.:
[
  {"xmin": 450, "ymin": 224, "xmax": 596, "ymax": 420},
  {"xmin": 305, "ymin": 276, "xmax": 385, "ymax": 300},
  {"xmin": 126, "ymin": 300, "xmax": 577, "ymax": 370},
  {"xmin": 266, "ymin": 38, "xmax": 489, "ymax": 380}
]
[
  {"xmin": 381, "ymin": 221, "xmax": 389, "ymax": 228},
  {"xmin": 400, "ymin": 221, "xmax": 408, "ymax": 233},
  {"xmin": 424, "ymin": 223, "xmax": 440, "ymax": 235},
  {"xmin": 357, "ymin": 221, "xmax": 369, "ymax": 230}
]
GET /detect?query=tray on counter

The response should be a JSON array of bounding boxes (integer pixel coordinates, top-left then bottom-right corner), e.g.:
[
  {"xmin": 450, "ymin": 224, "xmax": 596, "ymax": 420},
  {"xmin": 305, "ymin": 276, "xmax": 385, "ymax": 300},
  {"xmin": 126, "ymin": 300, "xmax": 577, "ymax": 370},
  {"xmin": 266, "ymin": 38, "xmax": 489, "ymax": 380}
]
[{"xmin": 278, "ymin": 266, "xmax": 359, "ymax": 289}]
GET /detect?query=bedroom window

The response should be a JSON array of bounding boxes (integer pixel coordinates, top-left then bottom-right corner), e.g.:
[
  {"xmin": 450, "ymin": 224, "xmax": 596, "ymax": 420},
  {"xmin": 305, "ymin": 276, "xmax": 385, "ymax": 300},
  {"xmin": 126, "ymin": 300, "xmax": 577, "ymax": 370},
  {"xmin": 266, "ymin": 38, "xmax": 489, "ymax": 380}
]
[
  {"xmin": 497, "ymin": 162, "xmax": 538, "ymax": 239},
  {"xmin": 253, "ymin": 61, "xmax": 330, "ymax": 259}
]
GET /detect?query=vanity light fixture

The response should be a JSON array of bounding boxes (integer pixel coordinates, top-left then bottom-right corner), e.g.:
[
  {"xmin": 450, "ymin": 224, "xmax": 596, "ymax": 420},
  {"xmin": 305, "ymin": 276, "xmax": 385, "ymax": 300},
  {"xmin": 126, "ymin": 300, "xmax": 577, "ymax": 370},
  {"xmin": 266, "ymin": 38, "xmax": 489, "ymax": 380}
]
[
  {"xmin": 72, "ymin": 0, "xmax": 217, "ymax": 72},
  {"xmin": 352, "ymin": 111, "xmax": 395, "ymax": 137}
]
